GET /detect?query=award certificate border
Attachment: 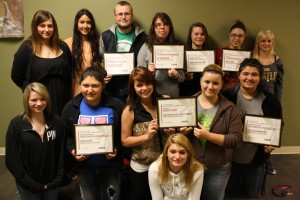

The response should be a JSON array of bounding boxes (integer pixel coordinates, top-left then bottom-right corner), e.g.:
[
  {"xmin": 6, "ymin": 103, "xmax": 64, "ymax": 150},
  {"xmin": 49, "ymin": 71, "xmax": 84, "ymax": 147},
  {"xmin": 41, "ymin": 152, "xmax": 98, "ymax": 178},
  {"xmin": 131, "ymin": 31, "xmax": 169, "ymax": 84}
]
[
  {"xmin": 104, "ymin": 52, "xmax": 134, "ymax": 75},
  {"xmin": 153, "ymin": 45, "xmax": 184, "ymax": 69},
  {"xmin": 186, "ymin": 50, "xmax": 215, "ymax": 72}
]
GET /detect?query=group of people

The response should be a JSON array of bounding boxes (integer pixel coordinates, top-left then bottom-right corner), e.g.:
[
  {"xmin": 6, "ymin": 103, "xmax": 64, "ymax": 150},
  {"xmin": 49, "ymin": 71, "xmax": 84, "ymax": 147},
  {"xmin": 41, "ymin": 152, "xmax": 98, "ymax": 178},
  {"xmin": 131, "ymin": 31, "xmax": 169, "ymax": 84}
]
[{"xmin": 5, "ymin": 1, "xmax": 284, "ymax": 200}]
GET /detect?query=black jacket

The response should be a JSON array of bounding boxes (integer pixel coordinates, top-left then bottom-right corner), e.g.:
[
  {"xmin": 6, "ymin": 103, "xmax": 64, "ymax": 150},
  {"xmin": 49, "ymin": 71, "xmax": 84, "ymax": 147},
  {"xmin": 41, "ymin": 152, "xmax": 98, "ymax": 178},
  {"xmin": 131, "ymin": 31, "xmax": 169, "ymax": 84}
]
[{"xmin": 5, "ymin": 113, "xmax": 65, "ymax": 192}]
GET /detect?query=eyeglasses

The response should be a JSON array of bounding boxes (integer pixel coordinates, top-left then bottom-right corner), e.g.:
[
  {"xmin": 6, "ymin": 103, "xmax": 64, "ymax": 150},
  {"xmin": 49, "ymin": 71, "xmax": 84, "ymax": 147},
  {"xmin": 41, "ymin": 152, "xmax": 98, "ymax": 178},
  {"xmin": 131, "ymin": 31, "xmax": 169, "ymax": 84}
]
[
  {"xmin": 154, "ymin": 23, "xmax": 169, "ymax": 28},
  {"xmin": 115, "ymin": 12, "xmax": 131, "ymax": 18},
  {"xmin": 230, "ymin": 33, "xmax": 245, "ymax": 39}
]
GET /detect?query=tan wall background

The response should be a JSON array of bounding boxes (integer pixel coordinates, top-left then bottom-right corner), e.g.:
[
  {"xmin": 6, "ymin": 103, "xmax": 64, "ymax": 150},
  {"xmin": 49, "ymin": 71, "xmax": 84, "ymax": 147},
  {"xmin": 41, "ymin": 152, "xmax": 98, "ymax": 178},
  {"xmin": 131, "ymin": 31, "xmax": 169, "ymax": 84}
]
[{"xmin": 0, "ymin": 0, "xmax": 299, "ymax": 147}]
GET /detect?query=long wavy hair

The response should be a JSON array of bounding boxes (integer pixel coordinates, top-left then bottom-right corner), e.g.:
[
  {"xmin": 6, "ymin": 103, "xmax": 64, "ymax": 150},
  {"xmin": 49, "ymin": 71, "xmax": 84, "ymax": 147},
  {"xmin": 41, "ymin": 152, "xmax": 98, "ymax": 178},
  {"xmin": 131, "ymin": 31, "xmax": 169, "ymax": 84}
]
[
  {"xmin": 29, "ymin": 10, "xmax": 60, "ymax": 55},
  {"xmin": 127, "ymin": 67, "xmax": 162, "ymax": 110},
  {"xmin": 72, "ymin": 9, "xmax": 101, "ymax": 76},
  {"xmin": 146, "ymin": 12, "xmax": 179, "ymax": 52},
  {"xmin": 157, "ymin": 133, "xmax": 204, "ymax": 191},
  {"xmin": 186, "ymin": 22, "xmax": 208, "ymax": 50}
]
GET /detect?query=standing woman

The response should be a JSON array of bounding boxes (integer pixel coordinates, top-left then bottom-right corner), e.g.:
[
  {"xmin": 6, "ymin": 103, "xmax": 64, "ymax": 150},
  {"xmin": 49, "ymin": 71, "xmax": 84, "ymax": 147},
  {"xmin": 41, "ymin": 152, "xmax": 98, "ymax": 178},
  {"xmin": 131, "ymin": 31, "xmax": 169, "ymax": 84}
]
[
  {"xmin": 223, "ymin": 58, "xmax": 282, "ymax": 197},
  {"xmin": 188, "ymin": 64, "xmax": 243, "ymax": 200},
  {"xmin": 216, "ymin": 20, "xmax": 247, "ymax": 91},
  {"xmin": 5, "ymin": 82, "xmax": 65, "ymax": 200},
  {"xmin": 11, "ymin": 10, "xmax": 72, "ymax": 115},
  {"xmin": 121, "ymin": 67, "xmax": 166, "ymax": 200},
  {"xmin": 252, "ymin": 30, "xmax": 284, "ymax": 102},
  {"xmin": 65, "ymin": 8, "xmax": 102, "ymax": 96},
  {"xmin": 61, "ymin": 64, "xmax": 124, "ymax": 200},
  {"xmin": 137, "ymin": 12, "xmax": 185, "ymax": 97},
  {"xmin": 179, "ymin": 22, "xmax": 209, "ymax": 96},
  {"xmin": 148, "ymin": 133, "xmax": 204, "ymax": 200}
]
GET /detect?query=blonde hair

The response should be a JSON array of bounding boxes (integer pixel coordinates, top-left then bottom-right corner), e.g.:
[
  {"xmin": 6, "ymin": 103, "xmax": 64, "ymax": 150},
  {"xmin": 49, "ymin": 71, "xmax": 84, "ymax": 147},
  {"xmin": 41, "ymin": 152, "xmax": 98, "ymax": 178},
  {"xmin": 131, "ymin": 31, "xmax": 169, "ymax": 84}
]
[
  {"xmin": 157, "ymin": 133, "xmax": 204, "ymax": 191},
  {"xmin": 23, "ymin": 82, "xmax": 51, "ymax": 121},
  {"xmin": 252, "ymin": 30, "xmax": 275, "ymax": 59}
]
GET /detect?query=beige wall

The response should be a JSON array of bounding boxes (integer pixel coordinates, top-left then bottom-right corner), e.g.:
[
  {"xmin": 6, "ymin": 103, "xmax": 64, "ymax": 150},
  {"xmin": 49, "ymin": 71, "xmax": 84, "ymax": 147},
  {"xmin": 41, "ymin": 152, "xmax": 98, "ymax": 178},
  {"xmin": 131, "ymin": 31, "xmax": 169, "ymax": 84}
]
[{"xmin": 1, "ymin": 0, "xmax": 299, "ymax": 147}]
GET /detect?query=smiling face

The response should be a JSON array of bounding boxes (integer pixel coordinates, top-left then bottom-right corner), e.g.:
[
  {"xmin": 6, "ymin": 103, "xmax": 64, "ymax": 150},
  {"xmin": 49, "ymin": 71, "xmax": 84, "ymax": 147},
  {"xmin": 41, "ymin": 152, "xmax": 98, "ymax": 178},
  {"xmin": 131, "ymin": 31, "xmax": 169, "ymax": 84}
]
[
  {"xmin": 229, "ymin": 28, "xmax": 245, "ymax": 49},
  {"xmin": 114, "ymin": 4, "xmax": 133, "ymax": 30},
  {"xmin": 259, "ymin": 37, "xmax": 273, "ymax": 53},
  {"xmin": 80, "ymin": 76, "xmax": 103, "ymax": 106},
  {"xmin": 28, "ymin": 91, "xmax": 47, "ymax": 114},
  {"xmin": 77, "ymin": 14, "xmax": 92, "ymax": 36},
  {"xmin": 191, "ymin": 26, "xmax": 206, "ymax": 49},
  {"xmin": 37, "ymin": 19, "xmax": 54, "ymax": 40},
  {"xmin": 154, "ymin": 18, "xmax": 170, "ymax": 42},
  {"xmin": 167, "ymin": 143, "xmax": 188, "ymax": 173},
  {"xmin": 200, "ymin": 72, "xmax": 223, "ymax": 99},
  {"xmin": 239, "ymin": 66, "xmax": 261, "ymax": 92},
  {"xmin": 134, "ymin": 80, "xmax": 154, "ymax": 101}
]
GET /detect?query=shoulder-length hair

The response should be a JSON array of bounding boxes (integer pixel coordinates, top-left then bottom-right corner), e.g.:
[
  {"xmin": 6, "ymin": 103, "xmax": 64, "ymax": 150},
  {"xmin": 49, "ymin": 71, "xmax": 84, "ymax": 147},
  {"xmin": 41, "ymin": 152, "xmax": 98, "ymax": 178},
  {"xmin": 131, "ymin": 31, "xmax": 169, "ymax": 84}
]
[
  {"xmin": 29, "ymin": 10, "xmax": 60, "ymax": 55},
  {"xmin": 157, "ymin": 133, "xmax": 204, "ymax": 191},
  {"xmin": 72, "ymin": 9, "xmax": 101, "ymax": 76},
  {"xmin": 146, "ymin": 12, "xmax": 178, "ymax": 52},
  {"xmin": 127, "ymin": 66, "xmax": 161, "ymax": 110},
  {"xmin": 23, "ymin": 82, "xmax": 51, "ymax": 121},
  {"xmin": 252, "ymin": 30, "xmax": 275, "ymax": 59},
  {"xmin": 186, "ymin": 22, "xmax": 208, "ymax": 50}
]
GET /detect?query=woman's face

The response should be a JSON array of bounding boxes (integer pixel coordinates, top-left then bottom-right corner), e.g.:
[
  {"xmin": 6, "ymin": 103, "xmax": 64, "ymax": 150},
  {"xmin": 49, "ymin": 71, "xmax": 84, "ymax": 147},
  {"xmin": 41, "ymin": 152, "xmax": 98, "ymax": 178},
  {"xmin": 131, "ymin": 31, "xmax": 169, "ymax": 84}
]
[
  {"xmin": 134, "ymin": 80, "xmax": 154, "ymax": 101},
  {"xmin": 154, "ymin": 18, "xmax": 170, "ymax": 42},
  {"xmin": 77, "ymin": 14, "xmax": 92, "ymax": 36},
  {"xmin": 37, "ymin": 19, "xmax": 54, "ymax": 40},
  {"xmin": 200, "ymin": 72, "xmax": 223, "ymax": 98},
  {"xmin": 191, "ymin": 26, "xmax": 206, "ymax": 49},
  {"xmin": 239, "ymin": 66, "xmax": 260, "ymax": 91},
  {"xmin": 258, "ymin": 37, "xmax": 273, "ymax": 53},
  {"xmin": 28, "ymin": 91, "xmax": 47, "ymax": 114},
  {"xmin": 229, "ymin": 28, "xmax": 245, "ymax": 49},
  {"xmin": 167, "ymin": 143, "xmax": 188, "ymax": 173},
  {"xmin": 80, "ymin": 76, "xmax": 103, "ymax": 106}
]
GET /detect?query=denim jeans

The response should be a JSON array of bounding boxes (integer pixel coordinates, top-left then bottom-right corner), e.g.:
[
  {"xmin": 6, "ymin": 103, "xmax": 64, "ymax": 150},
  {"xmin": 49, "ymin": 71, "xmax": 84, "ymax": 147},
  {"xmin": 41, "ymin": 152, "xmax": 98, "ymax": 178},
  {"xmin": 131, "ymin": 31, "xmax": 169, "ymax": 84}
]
[
  {"xmin": 16, "ymin": 184, "xmax": 58, "ymax": 200},
  {"xmin": 201, "ymin": 162, "xmax": 231, "ymax": 200},
  {"xmin": 227, "ymin": 161, "xmax": 265, "ymax": 198},
  {"xmin": 78, "ymin": 164, "xmax": 121, "ymax": 200}
]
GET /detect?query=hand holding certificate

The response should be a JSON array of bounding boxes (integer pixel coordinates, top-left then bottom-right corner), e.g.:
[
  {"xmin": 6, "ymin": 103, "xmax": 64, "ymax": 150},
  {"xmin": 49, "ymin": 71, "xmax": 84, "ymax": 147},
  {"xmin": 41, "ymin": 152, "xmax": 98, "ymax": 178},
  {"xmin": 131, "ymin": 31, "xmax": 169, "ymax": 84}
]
[
  {"xmin": 157, "ymin": 97, "xmax": 197, "ymax": 128},
  {"xmin": 104, "ymin": 52, "xmax": 134, "ymax": 75},
  {"xmin": 243, "ymin": 115, "xmax": 282, "ymax": 147},
  {"xmin": 74, "ymin": 124, "xmax": 114, "ymax": 155},
  {"xmin": 153, "ymin": 45, "xmax": 184, "ymax": 69},
  {"xmin": 222, "ymin": 49, "xmax": 251, "ymax": 71}
]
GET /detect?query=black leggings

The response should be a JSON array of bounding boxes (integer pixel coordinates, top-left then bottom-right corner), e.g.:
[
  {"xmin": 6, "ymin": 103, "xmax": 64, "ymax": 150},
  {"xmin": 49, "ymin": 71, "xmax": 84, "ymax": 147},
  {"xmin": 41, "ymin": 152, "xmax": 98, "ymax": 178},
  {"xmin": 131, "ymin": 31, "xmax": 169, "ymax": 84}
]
[{"xmin": 129, "ymin": 167, "xmax": 151, "ymax": 200}]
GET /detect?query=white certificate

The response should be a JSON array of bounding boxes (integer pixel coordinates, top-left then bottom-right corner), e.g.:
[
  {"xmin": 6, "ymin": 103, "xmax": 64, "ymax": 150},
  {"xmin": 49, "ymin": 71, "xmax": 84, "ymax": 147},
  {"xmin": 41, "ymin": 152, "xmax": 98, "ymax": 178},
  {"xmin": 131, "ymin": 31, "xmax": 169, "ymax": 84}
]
[
  {"xmin": 104, "ymin": 52, "xmax": 134, "ymax": 75},
  {"xmin": 243, "ymin": 115, "xmax": 282, "ymax": 147},
  {"xmin": 222, "ymin": 49, "xmax": 251, "ymax": 71},
  {"xmin": 186, "ymin": 50, "xmax": 215, "ymax": 72},
  {"xmin": 74, "ymin": 124, "xmax": 114, "ymax": 155},
  {"xmin": 157, "ymin": 97, "xmax": 197, "ymax": 128},
  {"xmin": 153, "ymin": 45, "xmax": 184, "ymax": 69}
]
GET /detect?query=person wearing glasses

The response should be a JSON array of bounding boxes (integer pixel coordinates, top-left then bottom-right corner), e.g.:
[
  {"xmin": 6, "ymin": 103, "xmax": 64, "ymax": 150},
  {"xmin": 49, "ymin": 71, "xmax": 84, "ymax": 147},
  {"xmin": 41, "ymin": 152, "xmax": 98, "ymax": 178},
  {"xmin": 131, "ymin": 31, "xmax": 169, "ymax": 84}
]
[
  {"xmin": 137, "ymin": 12, "xmax": 185, "ymax": 97},
  {"xmin": 223, "ymin": 58, "xmax": 282, "ymax": 197},
  {"xmin": 216, "ymin": 20, "xmax": 247, "ymax": 91},
  {"xmin": 61, "ymin": 63, "xmax": 124, "ymax": 200},
  {"xmin": 100, "ymin": 1, "xmax": 147, "ymax": 103}
]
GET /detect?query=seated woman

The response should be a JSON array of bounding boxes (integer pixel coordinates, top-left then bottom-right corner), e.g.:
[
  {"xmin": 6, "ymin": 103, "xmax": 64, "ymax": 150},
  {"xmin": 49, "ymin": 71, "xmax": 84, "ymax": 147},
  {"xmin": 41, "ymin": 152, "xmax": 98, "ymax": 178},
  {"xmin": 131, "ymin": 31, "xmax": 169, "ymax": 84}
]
[
  {"xmin": 223, "ymin": 58, "xmax": 283, "ymax": 197},
  {"xmin": 148, "ymin": 133, "xmax": 204, "ymax": 200}
]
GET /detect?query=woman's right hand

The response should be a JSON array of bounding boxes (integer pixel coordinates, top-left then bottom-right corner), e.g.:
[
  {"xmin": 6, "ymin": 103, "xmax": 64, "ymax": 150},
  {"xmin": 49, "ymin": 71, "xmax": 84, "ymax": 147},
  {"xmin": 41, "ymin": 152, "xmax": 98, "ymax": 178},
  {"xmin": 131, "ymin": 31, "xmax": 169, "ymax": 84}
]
[
  {"xmin": 104, "ymin": 75, "xmax": 112, "ymax": 86},
  {"xmin": 71, "ymin": 149, "xmax": 89, "ymax": 162},
  {"xmin": 148, "ymin": 63, "xmax": 156, "ymax": 75}
]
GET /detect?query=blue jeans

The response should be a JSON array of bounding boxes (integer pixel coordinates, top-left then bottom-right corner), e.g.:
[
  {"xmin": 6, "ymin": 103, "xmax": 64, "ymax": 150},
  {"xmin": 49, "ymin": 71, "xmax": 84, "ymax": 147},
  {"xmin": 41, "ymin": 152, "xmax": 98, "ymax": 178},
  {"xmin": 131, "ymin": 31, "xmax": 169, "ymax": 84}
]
[
  {"xmin": 201, "ymin": 162, "xmax": 231, "ymax": 200},
  {"xmin": 16, "ymin": 184, "xmax": 58, "ymax": 200},
  {"xmin": 78, "ymin": 164, "xmax": 121, "ymax": 200},
  {"xmin": 227, "ymin": 161, "xmax": 265, "ymax": 198}
]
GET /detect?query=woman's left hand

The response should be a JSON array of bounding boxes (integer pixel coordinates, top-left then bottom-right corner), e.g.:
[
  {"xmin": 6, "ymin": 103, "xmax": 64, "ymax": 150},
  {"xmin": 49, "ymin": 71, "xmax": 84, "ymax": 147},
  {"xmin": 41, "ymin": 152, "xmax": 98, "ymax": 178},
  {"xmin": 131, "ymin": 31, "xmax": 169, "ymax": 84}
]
[
  {"xmin": 194, "ymin": 122, "xmax": 210, "ymax": 140},
  {"xmin": 178, "ymin": 127, "xmax": 193, "ymax": 135},
  {"xmin": 106, "ymin": 148, "xmax": 117, "ymax": 160},
  {"xmin": 164, "ymin": 128, "xmax": 176, "ymax": 135},
  {"xmin": 264, "ymin": 146, "xmax": 275, "ymax": 154}
]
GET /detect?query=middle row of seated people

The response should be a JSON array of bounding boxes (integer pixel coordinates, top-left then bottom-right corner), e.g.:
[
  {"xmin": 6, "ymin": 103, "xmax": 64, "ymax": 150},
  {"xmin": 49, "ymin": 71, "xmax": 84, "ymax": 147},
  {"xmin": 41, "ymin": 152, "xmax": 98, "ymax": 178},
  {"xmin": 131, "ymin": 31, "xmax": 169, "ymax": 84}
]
[{"xmin": 59, "ymin": 57, "xmax": 281, "ymax": 200}]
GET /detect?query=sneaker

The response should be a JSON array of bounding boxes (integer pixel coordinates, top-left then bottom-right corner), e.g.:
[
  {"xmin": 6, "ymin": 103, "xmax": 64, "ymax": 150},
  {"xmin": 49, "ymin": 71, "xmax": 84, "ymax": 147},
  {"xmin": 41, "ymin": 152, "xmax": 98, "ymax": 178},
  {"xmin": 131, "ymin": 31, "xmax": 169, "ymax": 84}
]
[{"xmin": 268, "ymin": 165, "xmax": 277, "ymax": 175}]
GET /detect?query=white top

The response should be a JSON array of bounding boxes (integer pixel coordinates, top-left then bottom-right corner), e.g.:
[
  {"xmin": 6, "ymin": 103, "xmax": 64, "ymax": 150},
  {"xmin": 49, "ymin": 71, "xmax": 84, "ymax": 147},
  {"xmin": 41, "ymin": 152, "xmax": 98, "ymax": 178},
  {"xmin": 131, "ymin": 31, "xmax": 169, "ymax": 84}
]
[{"xmin": 148, "ymin": 159, "xmax": 204, "ymax": 200}]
